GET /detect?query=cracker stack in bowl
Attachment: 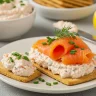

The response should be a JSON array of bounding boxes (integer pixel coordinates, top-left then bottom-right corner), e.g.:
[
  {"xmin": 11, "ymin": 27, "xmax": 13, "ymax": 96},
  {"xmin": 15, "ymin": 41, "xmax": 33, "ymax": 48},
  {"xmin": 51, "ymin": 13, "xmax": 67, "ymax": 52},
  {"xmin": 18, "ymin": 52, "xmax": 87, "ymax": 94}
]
[{"xmin": 33, "ymin": 0, "xmax": 94, "ymax": 8}]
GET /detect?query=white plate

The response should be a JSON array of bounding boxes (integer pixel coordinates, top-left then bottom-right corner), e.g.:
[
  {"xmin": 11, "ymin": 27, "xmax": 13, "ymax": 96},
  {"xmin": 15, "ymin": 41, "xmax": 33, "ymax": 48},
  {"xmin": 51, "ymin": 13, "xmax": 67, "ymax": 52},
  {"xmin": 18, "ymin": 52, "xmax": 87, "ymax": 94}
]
[{"xmin": 0, "ymin": 36, "xmax": 96, "ymax": 94}]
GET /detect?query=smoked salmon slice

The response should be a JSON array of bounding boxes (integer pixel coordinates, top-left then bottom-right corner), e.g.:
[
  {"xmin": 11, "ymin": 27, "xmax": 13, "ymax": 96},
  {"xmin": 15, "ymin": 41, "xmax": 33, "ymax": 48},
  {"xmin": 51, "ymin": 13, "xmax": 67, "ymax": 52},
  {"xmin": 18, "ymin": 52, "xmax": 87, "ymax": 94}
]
[
  {"xmin": 62, "ymin": 48, "xmax": 94, "ymax": 65},
  {"xmin": 73, "ymin": 37, "xmax": 89, "ymax": 49},
  {"xmin": 49, "ymin": 38, "xmax": 74, "ymax": 60},
  {"xmin": 33, "ymin": 36, "xmax": 92, "ymax": 64},
  {"xmin": 33, "ymin": 39, "xmax": 49, "ymax": 56},
  {"xmin": 33, "ymin": 38, "xmax": 74, "ymax": 60}
]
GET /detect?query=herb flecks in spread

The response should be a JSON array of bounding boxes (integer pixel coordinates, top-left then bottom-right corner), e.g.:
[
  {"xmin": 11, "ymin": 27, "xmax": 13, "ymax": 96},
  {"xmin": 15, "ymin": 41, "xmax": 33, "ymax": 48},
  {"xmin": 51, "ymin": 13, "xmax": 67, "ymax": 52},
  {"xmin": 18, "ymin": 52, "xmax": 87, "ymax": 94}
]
[
  {"xmin": 1, "ymin": 51, "xmax": 36, "ymax": 76},
  {"xmin": 0, "ymin": 0, "xmax": 33, "ymax": 20}
]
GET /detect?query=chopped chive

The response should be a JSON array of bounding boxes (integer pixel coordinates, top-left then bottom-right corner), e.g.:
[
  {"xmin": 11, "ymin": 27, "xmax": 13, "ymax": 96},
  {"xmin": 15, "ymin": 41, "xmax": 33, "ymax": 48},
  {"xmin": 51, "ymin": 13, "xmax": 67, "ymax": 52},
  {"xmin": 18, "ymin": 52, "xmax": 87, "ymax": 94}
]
[
  {"xmin": 74, "ymin": 45, "xmax": 79, "ymax": 48},
  {"xmin": 42, "ymin": 42, "xmax": 47, "ymax": 45},
  {"xmin": 81, "ymin": 48, "xmax": 84, "ymax": 50},
  {"xmin": 17, "ymin": 55, "xmax": 22, "ymax": 60},
  {"xmin": 22, "ymin": 56, "xmax": 30, "ymax": 61},
  {"xmin": 25, "ymin": 52, "xmax": 29, "ymax": 56},
  {"xmin": 9, "ymin": 57, "xmax": 14, "ymax": 63},
  {"xmin": 70, "ymin": 50, "xmax": 77, "ymax": 54},
  {"xmin": 12, "ymin": 52, "xmax": 22, "ymax": 60},
  {"xmin": 20, "ymin": 0, "xmax": 23, "ymax": 3},
  {"xmin": 38, "ymin": 78, "xmax": 45, "ymax": 82},
  {"xmin": 21, "ymin": 3, "xmax": 25, "ymax": 6},
  {"xmin": 69, "ymin": 40, "xmax": 75, "ymax": 45},
  {"xmin": 33, "ymin": 81, "xmax": 39, "ymax": 84},
  {"xmin": 53, "ymin": 82, "xmax": 58, "ymax": 85},
  {"xmin": 46, "ymin": 82, "xmax": 51, "ymax": 86},
  {"xmin": 13, "ymin": 6, "xmax": 16, "ymax": 8},
  {"xmin": 5, "ymin": 0, "xmax": 10, "ymax": 3},
  {"xmin": 12, "ymin": 52, "xmax": 21, "ymax": 57}
]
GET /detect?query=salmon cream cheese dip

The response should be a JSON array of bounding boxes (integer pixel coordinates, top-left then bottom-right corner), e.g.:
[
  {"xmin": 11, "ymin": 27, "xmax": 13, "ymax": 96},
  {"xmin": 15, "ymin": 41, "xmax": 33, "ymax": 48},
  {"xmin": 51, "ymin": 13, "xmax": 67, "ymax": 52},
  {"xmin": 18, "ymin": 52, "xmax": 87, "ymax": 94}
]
[
  {"xmin": 1, "ymin": 51, "xmax": 36, "ymax": 76},
  {"xmin": 0, "ymin": 0, "xmax": 33, "ymax": 20}
]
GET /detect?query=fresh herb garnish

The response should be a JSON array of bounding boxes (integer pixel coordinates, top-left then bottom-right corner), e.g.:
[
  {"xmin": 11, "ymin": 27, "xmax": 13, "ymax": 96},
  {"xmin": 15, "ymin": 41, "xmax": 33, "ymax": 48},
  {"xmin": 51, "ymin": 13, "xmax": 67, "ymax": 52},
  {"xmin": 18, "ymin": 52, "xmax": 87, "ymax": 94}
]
[
  {"xmin": 69, "ymin": 40, "xmax": 75, "ymax": 45},
  {"xmin": 33, "ymin": 81, "xmax": 39, "ymax": 84},
  {"xmin": 21, "ymin": 3, "xmax": 25, "ymax": 6},
  {"xmin": 46, "ymin": 82, "xmax": 51, "ymax": 86},
  {"xmin": 74, "ymin": 45, "xmax": 79, "ymax": 48},
  {"xmin": 53, "ymin": 82, "xmax": 58, "ymax": 85},
  {"xmin": 22, "ymin": 56, "xmax": 30, "ymax": 61},
  {"xmin": 70, "ymin": 50, "xmax": 77, "ymax": 54},
  {"xmin": 25, "ymin": 52, "xmax": 29, "ymax": 56},
  {"xmin": 12, "ymin": 52, "xmax": 22, "ymax": 60},
  {"xmin": 13, "ymin": 6, "xmax": 16, "ymax": 8},
  {"xmin": 42, "ymin": 27, "xmax": 79, "ymax": 45},
  {"xmin": 38, "ymin": 78, "xmax": 45, "ymax": 82},
  {"xmin": 47, "ymin": 37, "xmax": 55, "ymax": 45},
  {"xmin": 81, "ymin": 48, "xmax": 84, "ymax": 50},
  {"xmin": 5, "ymin": 0, "xmax": 10, "ymax": 3},
  {"xmin": 17, "ymin": 55, "xmax": 22, "ymax": 60},
  {"xmin": 42, "ymin": 37, "xmax": 55, "ymax": 45},
  {"xmin": 12, "ymin": 52, "xmax": 21, "ymax": 56},
  {"xmin": 54, "ymin": 27, "xmax": 79, "ymax": 39},
  {"xmin": 42, "ymin": 42, "xmax": 47, "ymax": 45},
  {"xmin": 20, "ymin": 0, "xmax": 23, "ymax": 3},
  {"xmin": 9, "ymin": 57, "xmax": 14, "ymax": 63},
  {"xmin": 0, "ymin": 0, "xmax": 4, "ymax": 4},
  {"xmin": 0, "ymin": 0, "xmax": 14, "ymax": 4}
]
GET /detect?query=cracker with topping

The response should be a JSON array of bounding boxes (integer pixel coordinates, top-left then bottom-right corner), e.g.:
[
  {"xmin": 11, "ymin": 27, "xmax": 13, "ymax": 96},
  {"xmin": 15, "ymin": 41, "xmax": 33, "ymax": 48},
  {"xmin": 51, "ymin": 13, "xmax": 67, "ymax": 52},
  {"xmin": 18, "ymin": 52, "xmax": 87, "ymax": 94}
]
[
  {"xmin": 0, "ymin": 62, "xmax": 41, "ymax": 83},
  {"xmin": 34, "ymin": 63, "xmax": 96, "ymax": 86}
]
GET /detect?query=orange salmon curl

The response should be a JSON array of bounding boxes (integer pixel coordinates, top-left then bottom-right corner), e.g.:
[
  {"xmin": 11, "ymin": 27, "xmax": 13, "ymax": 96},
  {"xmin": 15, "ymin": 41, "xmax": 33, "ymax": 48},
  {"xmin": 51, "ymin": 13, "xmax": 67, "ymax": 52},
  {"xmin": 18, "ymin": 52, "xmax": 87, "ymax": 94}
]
[{"xmin": 32, "ymin": 37, "xmax": 94, "ymax": 65}]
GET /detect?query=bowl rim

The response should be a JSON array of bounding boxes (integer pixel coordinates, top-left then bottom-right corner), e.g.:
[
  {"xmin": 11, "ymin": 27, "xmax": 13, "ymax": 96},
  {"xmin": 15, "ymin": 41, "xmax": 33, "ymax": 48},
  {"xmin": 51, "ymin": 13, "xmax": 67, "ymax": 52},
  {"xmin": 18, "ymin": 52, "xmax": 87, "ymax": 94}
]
[
  {"xmin": 30, "ymin": 0, "xmax": 96, "ymax": 11},
  {"xmin": 0, "ymin": 6, "xmax": 36, "ymax": 23}
]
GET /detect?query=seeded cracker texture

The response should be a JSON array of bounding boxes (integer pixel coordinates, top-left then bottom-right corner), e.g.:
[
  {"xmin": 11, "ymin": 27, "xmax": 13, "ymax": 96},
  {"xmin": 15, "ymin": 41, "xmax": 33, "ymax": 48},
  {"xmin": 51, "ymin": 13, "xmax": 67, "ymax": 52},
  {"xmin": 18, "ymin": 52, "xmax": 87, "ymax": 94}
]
[
  {"xmin": 0, "ymin": 62, "xmax": 41, "ymax": 82},
  {"xmin": 34, "ymin": 63, "xmax": 96, "ymax": 86}
]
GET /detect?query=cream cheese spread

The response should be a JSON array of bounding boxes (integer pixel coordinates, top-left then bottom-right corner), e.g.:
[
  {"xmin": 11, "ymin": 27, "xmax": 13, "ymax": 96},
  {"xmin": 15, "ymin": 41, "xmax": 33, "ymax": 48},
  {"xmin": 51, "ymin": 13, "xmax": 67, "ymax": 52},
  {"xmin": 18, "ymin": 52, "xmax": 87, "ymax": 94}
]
[
  {"xmin": 1, "ymin": 51, "xmax": 36, "ymax": 76},
  {"xmin": 29, "ymin": 48, "xmax": 96, "ymax": 78},
  {"xmin": 0, "ymin": 0, "xmax": 33, "ymax": 20}
]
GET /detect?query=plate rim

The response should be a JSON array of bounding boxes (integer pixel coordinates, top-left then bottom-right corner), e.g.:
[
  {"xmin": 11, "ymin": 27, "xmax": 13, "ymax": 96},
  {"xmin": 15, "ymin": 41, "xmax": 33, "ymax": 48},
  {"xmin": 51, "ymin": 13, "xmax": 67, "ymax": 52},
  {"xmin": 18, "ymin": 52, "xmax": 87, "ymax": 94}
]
[{"xmin": 0, "ymin": 36, "xmax": 96, "ymax": 94}]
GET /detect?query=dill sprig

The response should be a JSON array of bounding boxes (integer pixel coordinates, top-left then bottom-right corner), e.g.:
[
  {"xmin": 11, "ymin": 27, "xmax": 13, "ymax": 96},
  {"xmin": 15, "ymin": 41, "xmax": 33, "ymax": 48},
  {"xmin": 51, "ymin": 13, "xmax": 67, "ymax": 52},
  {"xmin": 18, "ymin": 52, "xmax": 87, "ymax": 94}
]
[
  {"xmin": 42, "ymin": 27, "xmax": 79, "ymax": 45},
  {"xmin": 46, "ymin": 37, "xmax": 55, "ymax": 45},
  {"xmin": 42, "ymin": 36, "xmax": 55, "ymax": 45},
  {"xmin": 54, "ymin": 27, "xmax": 79, "ymax": 39}
]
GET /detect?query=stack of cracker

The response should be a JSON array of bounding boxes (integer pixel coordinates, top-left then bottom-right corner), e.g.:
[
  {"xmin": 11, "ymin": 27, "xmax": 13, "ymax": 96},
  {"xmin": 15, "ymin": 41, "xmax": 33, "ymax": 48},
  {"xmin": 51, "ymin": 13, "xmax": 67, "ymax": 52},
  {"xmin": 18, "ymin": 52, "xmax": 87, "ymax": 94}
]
[{"xmin": 33, "ymin": 0, "xmax": 94, "ymax": 8}]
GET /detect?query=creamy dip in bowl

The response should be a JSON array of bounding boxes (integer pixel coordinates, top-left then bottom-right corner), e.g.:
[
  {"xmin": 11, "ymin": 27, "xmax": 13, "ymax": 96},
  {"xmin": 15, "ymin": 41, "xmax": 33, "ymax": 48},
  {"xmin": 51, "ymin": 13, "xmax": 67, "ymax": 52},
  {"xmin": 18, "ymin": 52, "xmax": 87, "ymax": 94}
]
[{"xmin": 0, "ymin": 0, "xmax": 36, "ymax": 40}]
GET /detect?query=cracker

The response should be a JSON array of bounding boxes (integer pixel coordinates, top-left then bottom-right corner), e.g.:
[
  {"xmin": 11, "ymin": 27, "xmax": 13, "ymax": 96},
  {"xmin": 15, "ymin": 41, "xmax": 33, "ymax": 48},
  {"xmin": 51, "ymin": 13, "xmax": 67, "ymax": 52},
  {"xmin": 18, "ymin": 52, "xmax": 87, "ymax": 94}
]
[
  {"xmin": 34, "ymin": 63, "xmax": 96, "ymax": 86},
  {"xmin": 33, "ymin": 0, "xmax": 54, "ymax": 7},
  {"xmin": 33, "ymin": 0, "xmax": 93, "ymax": 8},
  {"xmin": 0, "ymin": 62, "xmax": 41, "ymax": 83}
]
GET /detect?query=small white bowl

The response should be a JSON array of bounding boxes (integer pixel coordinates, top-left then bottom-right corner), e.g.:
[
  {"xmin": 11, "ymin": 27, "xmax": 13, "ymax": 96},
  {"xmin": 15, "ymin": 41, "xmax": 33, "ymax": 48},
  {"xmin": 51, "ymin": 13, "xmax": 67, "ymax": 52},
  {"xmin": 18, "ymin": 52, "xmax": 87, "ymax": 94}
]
[
  {"xmin": 30, "ymin": 0, "xmax": 96, "ymax": 20},
  {"xmin": 0, "ymin": 8, "xmax": 36, "ymax": 41}
]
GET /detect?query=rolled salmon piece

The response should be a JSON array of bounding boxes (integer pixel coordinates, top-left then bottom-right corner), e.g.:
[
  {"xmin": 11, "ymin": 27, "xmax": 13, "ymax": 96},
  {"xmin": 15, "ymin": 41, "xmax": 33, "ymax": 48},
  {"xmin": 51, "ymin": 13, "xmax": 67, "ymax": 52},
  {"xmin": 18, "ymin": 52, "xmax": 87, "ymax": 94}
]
[
  {"xmin": 62, "ymin": 48, "xmax": 94, "ymax": 65},
  {"xmin": 49, "ymin": 38, "xmax": 74, "ymax": 60}
]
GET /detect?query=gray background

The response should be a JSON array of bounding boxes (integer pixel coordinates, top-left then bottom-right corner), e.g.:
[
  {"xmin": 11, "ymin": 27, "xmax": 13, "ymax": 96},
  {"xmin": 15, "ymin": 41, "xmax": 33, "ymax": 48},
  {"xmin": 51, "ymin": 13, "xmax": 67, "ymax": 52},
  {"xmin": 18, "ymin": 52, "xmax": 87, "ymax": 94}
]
[{"xmin": 0, "ymin": 14, "xmax": 96, "ymax": 96}]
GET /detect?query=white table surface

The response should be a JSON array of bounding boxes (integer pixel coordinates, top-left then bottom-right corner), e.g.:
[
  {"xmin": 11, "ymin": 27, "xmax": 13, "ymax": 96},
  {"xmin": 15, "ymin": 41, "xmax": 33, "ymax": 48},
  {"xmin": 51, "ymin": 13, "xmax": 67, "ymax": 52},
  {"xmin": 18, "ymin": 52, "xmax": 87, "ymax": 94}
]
[{"xmin": 0, "ymin": 14, "xmax": 96, "ymax": 96}]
